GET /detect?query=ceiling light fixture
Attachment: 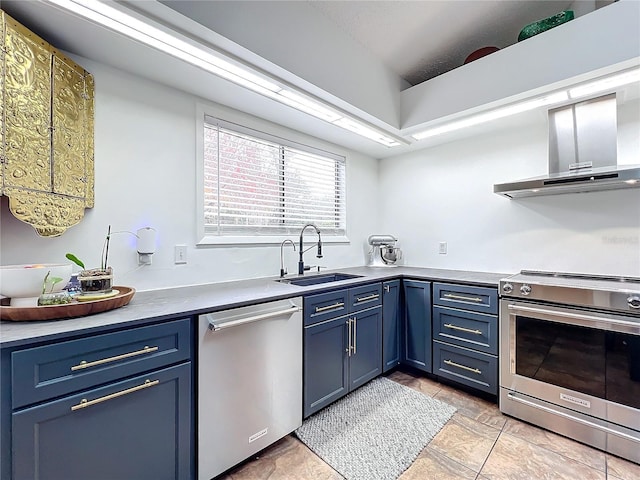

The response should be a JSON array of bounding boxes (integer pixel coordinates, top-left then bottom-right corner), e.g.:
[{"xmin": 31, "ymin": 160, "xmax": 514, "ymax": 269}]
[
  {"xmin": 412, "ymin": 67, "xmax": 640, "ymax": 142},
  {"xmin": 411, "ymin": 91, "xmax": 569, "ymax": 140},
  {"xmin": 568, "ymin": 67, "xmax": 640, "ymax": 99},
  {"xmin": 45, "ymin": 0, "xmax": 403, "ymax": 147}
]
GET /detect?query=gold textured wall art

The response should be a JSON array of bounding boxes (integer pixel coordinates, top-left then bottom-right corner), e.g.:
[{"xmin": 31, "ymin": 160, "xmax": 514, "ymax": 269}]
[{"xmin": 1, "ymin": 10, "xmax": 94, "ymax": 237}]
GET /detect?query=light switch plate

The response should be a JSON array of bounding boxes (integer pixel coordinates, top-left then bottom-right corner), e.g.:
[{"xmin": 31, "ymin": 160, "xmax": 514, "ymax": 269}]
[
  {"xmin": 439, "ymin": 242, "xmax": 447, "ymax": 255},
  {"xmin": 174, "ymin": 245, "xmax": 187, "ymax": 264}
]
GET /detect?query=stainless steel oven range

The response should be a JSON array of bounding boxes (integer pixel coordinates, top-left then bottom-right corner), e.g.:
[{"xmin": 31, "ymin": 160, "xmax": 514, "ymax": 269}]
[{"xmin": 499, "ymin": 271, "xmax": 640, "ymax": 463}]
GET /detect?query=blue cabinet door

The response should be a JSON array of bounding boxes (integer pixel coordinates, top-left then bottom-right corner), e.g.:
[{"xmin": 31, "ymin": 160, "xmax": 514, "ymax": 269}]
[
  {"xmin": 12, "ymin": 363, "xmax": 192, "ymax": 480},
  {"xmin": 403, "ymin": 280, "xmax": 432, "ymax": 373},
  {"xmin": 303, "ymin": 316, "xmax": 349, "ymax": 418},
  {"xmin": 382, "ymin": 280, "xmax": 402, "ymax": 372},
  {"xmin": 349, "ymin": 306, "xmax": 382, "ymax": 390}
]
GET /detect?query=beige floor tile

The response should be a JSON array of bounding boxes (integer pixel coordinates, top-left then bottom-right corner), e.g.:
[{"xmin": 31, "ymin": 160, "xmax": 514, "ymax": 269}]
[
  {"xmin": 220, "ymin": 435, "xmax": 342, "ymax": 480},
  {"xmin": 606, "ymin": 454, "xmax": 640, "ymax": 480},
  {"xmin": 481, "ymin": 432, "xmax": 606, "ymax": 480},
  {"xmin": 502, "ymin": 417, "xmax": 606, "ymax": 471},
  {"xmin": 428, "ymin": 412, "xmax": 500, "ymax": 472},
  {"xmin": 399, "ymin": 446, "xmax": 477, "ymax": 480},
  {"xmin": 387, "ymin": 370, "xmax": 443, "ymax": 397},
  {"xmin": 434, "ymin": 384, "xmax": 506, "ymax": 429}
]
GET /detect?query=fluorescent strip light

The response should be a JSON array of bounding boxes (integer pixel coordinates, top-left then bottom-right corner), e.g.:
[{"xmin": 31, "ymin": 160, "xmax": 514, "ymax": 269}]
[
  {"xmin": 276, "ymin": 90, "xmax": 342, "ymax": 122},
  {"xmin": 569, "ymin": 68, "xmax": 640, "ymax": 99},
  {"xmin": 46, "ymin": 0, "xmax": 403, "ymax": 148},
  {"xmin": 47, "ymin": 0, "xmax": 281, "ymax": 92},
  {"xmin": 411, "ymin": 91, "xmax": 569, "ymax": 140},
  {"xmin": 334, "ymin": 118, "xmax": 400, "ymax": 147}
]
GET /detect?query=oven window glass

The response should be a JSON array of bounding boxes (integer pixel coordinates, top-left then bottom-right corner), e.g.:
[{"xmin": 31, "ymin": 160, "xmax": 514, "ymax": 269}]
[{"xmin": 515, "ymin": 316, "xmax": 640, "ymax": 409}]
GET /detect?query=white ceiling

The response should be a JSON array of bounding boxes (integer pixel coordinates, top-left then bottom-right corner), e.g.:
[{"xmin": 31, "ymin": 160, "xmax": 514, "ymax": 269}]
[
  {"xmin": 1, "ymin": 0, "xmax": 630, "ymax": 159},
  {"xmin": 307, "ymin": 0, "xmax": 576, "ymax": 85}
]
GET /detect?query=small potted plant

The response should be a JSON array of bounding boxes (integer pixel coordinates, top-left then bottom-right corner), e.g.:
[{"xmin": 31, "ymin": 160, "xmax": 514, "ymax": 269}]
[
  {"xmin": 38, "ymin": 271, "xmax": 72, "ymax": 305},
  {"xmin": 66, "ymin": 226, "xmax": 114, "ymax": 294}
]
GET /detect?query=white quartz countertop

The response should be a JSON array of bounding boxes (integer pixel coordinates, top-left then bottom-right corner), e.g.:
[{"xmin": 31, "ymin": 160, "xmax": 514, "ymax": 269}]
[{"xmin": 0, "ymin": 266, "xmax": 509, "ymax": 348}]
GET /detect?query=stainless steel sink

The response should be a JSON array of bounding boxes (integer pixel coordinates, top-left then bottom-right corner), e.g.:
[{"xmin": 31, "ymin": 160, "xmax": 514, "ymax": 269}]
[{"xmin": 277, "ymin": 273, "xmax": 362, "ymax": 287}]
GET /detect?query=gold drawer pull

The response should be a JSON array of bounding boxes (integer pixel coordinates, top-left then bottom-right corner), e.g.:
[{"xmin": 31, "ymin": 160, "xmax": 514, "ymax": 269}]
[
  {"xmin": 71, "ymin": 345, "xmax": 159, "ymax": 371},
  {"xmin": 356, "ymin": 294, "xmax": 379, "ymax": 302},
  {"xmin": 444, "ymin": 359, "xmax": 482, "ymax": 375},
  {"xmin": 71, "ymin": 379, "xmax": 160, "ymax": 411},
  {"xmin": 443, "ymin": 323, "xmax": 483, "ymax": 335},
  {"xmin": 443, "ymin": 293, "xmax": 484, "ymax": 303},
  {"xmin": 315, "ymin": 302, "xmax": 345, "ymax": 313}
]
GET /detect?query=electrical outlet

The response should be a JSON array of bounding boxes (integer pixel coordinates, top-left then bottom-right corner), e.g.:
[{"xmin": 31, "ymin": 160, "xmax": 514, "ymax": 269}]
[
  {"xmin": 174, "ymin": 245, "xmax": 187, "ymax": 264},
  {"xmin": 439, "ymin": 242, "xmax": 447, "ymax": 255}
]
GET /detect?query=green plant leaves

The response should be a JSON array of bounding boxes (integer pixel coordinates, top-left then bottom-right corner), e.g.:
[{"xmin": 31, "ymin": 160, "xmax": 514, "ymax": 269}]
[{"xmin": 65, "ymin": 253, "xmax": 85, "ymax": 269}]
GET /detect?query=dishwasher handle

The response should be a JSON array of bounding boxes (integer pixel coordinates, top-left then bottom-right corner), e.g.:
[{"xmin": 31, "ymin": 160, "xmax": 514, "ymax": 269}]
[{"xmin": 207, "ymin": 305, "xmax": 301, "ymax": 332}]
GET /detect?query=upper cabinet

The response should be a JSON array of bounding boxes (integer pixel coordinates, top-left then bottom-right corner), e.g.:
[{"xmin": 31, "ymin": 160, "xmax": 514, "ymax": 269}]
[{"xmin": 1, "ymin": 10, "xmax": 94, "ymax": 237}]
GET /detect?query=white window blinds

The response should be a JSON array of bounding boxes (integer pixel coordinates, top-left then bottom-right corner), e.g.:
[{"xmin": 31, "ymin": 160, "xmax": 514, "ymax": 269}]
[{"xmin": 203, "ymin": 117, "xmax": 346, "ymax": 237}]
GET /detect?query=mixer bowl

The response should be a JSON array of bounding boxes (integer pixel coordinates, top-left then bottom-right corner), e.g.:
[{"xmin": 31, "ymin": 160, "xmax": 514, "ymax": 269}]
[{"xmin": 381, "ymin": 245, "xmax": 402, "ymax": 264}]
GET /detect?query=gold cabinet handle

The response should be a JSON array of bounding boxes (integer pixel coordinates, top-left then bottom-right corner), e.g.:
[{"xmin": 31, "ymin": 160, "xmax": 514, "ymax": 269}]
[
  {"xmin": 71, "ymin": 345, "xmax": 159, "ymax": 371},
  {"xmin": 71, "ymin": 379, "xmax": 159, "ymax": 411},
  {"xmin": 443, "ymin": 323, "xmax": 483, "ymax": 335},
  {"xmin": 353, "ymin": 316, "xmax": 357, "ymax": 354},
  {"xmin": 444, "ymin": 359, "xmax": 482, "ymax": 375},
  {"xmin": 443, "ymin": 293, "xmax": 483, "ymax": 303},
  {"xmin": 355, "ymin": 294, "xmax": 379, "ymax": 302},
  {"xmin": 315, "ymin": 302, "xmax": 344, "ymax": 313}
]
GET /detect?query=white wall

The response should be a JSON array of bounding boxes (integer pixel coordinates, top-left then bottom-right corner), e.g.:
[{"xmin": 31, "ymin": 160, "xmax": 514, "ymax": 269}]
[
  {"xmin": 379, "ymin": 99, "xmax": 640, "ymax": 277},
  {"xmin": 0, "ymin": 58, "xmax": 380, "ymax": 291}
]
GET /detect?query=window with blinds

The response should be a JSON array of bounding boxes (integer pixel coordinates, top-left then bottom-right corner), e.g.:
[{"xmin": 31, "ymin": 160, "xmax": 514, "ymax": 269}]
[{"xmin": 203, "ymin": 116, "xmax": 346, "ymax": 238}]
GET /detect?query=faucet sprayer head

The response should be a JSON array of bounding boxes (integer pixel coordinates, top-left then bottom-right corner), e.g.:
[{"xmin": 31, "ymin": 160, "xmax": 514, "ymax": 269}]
[{"xmin": 316, "ymin": 236, "xmax": 323, "ymax": 258}]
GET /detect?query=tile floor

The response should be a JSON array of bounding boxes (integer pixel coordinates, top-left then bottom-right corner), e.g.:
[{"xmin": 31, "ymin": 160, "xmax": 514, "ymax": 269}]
[{"xmin": 220, "ymin": 370, "xmax": 640, "ymax": 480}]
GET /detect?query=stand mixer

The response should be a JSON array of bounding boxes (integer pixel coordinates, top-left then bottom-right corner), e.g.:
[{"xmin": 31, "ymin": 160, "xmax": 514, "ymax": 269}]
[{"xmin": 367, "ymin": 235, "xmax": 403, "ymax": 267}]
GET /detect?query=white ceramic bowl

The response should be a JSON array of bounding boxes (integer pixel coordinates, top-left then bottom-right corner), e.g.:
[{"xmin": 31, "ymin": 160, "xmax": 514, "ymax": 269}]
[{"xmin": 0, "ymin": 263, "xmax": 73, "ymax": 307}]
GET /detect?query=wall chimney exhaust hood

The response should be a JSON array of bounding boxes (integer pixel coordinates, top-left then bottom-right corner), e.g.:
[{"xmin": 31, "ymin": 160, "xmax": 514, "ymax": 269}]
[{"xmin": 494, "ymin": 94, "xmax": 640, "ymax": 198}]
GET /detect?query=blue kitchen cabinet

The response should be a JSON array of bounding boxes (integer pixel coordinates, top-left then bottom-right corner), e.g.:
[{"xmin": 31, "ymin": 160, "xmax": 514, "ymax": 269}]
[
  {"xmin": 7, "ymin": 318, "xmax": 193, "ymax": 480},
  {"xmin": 348, "ymin": 305, "xmax": 383, "ymax": 390},
  {"xmin": 303, "ymin": 283, "xmax": 382, "ymax": 417},
  {"xmin": 303, "ymin": 315, "xmax": 350, "ymax": 417},
  {"xmin": 431, "ymin": 282, "xmax": 499, "ymax": 395},
  {"xmin": 402, "ymin": 279, "xmax": 432, "ymax": 373},
  {"xmin": 382, "ymin": 279, "xmax": 402, "ymax": 372},
  {"xmin": 12, "ymin": 363, "xmax": 191, "ymax": 480}
]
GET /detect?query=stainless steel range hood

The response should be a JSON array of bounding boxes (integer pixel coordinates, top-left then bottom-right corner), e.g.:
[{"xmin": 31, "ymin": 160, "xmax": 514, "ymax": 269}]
[{"xmin": 494, "ymin": 94, "xmax": 640, "ymax": 198}]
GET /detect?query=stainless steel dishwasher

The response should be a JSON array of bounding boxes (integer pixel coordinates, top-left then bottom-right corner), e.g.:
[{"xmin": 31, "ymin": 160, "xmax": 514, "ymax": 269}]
[{"xmin": 198, "ymin": 297, "xmax": 303, "ymax": 480}]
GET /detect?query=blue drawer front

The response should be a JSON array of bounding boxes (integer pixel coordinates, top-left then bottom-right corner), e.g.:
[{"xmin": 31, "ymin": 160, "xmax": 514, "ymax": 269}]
[
  {"xmin": 433, "ymin": 341, "xmax": 497, "ymax": 395},
  {"xmin": 12, "ymin": 318, "xmax": 192, "ymax": 409},
  {"xmin": 348, "ymin": 283, "xmax": 382, "ymax": 312},
  {"xmin": 12, "ymin": 362, "xmax": 192, "ymax": 480},
  {"xmin": 304, "ymin": 290, "xmax": 349, "ymax": 326},
  {"xmin": 432, "ymin": 283, "xmax": 498, "ymax": 315},
  {"xmin": 433, "ymin": 306, "xmax": 498, "ymax": 355}
]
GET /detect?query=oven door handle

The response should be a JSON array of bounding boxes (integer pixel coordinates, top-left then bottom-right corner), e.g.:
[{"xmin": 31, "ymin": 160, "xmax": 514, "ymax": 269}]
[
  {"xmin": 506, "ymin": 392, "xmax": 640, "ymax": 443},
  {"xmin": 507, "ymin": 304, "xmax": 640, "ymax": 334}
]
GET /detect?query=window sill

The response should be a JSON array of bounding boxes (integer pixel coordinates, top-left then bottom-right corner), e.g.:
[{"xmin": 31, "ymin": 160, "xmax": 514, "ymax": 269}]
[{"xmin": 197, "ymin": 235, "xmax": 350, "ymax": 247}]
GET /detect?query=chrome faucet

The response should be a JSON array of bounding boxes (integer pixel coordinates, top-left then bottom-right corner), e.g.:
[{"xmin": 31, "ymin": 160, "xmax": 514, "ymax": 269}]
[
  {"xmin": 280, "ymin": 239, "xmax": 296, "ymax": 278},
  {"xmin": 298, "ymin": 223, "xmax": 322, "ymax": 274}
]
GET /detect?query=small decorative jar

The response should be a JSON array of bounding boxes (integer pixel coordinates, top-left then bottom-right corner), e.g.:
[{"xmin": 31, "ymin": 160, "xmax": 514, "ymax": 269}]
[
  {"xmin": 38, "ymin": 291, "xmax": 72, "ymax": 306},
  {"xmin": 78, "ymin": 267, "xmax": 113, "ymax": 294}
]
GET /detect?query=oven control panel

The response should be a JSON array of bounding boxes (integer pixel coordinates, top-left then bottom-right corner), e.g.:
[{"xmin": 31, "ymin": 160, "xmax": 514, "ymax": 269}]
[
  {"xmin": 500, "ymin": 276, "xmax": 640, "ymax": 315},
  {"xmin": 501, "ymin": 282, "xmax": 534, "ymax": 298},
  {"xmin": 500, "ymin": 281, "xmax": 534, "ymax": 299}
]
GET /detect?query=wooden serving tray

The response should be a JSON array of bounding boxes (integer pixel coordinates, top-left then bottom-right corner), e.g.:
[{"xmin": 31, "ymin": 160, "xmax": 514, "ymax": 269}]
[{"xmin": 0, "ymin": 286, "xmax": 135, "ymax": 321}]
